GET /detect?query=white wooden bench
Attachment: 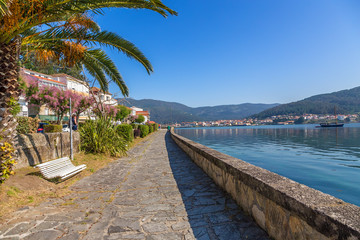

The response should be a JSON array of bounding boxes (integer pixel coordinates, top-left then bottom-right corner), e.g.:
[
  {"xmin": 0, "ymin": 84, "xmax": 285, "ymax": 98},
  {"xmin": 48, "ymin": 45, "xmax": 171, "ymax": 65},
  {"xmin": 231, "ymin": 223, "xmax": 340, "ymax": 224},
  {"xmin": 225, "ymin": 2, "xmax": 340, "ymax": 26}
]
[{"xmin": 35, "ymin": 157, "xmax": 86, "ymax": 180}]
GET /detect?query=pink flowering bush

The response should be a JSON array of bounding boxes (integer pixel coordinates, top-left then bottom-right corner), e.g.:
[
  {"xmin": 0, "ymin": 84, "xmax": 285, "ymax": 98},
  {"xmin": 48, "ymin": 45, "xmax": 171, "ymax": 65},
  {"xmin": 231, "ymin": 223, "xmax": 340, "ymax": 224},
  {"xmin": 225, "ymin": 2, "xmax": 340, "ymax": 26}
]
[
  {"xmin": 93, "ymin": 103, "xmax": 118, "ymax": 119},
  {"xmin": 71, "ymin": 93, "xmax": 94, "ymax": 122},
  {"xmin": 45, "ymin": 88, "xmax": 72, "ymax": 123},
  {"xmin": 24, "ymin": 78, "xmax": 54, "ymax": 116},
  {"xmin": 25, "ymin": 78, "xmax": 94, "ymax": 123}
]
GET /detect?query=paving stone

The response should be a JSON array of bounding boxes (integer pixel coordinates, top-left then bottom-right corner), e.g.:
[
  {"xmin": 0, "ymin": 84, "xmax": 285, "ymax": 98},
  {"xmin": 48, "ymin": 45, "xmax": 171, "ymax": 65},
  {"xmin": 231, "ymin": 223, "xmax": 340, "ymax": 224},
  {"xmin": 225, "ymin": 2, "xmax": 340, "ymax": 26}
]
[
  {"xmin": 4, "ymin": 222, "xmax": 33, "ymax": 236},
  {"xmin": 171, "ymin": 221, "xmax": 190, "ymax": 231},
  {"xmin": 0, "ymin": 131, "xmax": 269, "ymax": 240},
  {"xmin": 213, "ymin": 223, "xmax": 244, "ymax": 240},
  {"xmin": 0, "ymin": 224, "xmax": 14, "ymax": 236},
  {"xmin": 30, "ymin": 221, "xmax": 59, "ymax": 232},
  {"xmin": 108, "ymin": 225, "xmax": 128, "ymax": 234},
  {"xmin": 208, "ymin": 213, "xmax": 233, "ymax": 224},
  {"xmin": 143, "ymin": 204, "xmax": 172, "ymax": 212},
  {"xmin": 24, "ymin": 230, "xmax": 62, "ymax": 240},
  {"xmin": 59, "ymin": 232, "xmax": 80, "ymax": 240},
  {"xmin": 105, "ymin": 232, "xmax": 145, "ymax": 240},
  {"xmin": 192, "ymin": 227, "xmax": 211, "ymax": 240},
  {"xmin": 142, "ymin": 223, "xmax": 168, "ymax": 233},
  {"xmin": 44, "ymin": 215, "xmax": 72, "ymax": 222},
  {"xmin": 145, "ymin": 233, "xmax": 183, "ymax": 240}
]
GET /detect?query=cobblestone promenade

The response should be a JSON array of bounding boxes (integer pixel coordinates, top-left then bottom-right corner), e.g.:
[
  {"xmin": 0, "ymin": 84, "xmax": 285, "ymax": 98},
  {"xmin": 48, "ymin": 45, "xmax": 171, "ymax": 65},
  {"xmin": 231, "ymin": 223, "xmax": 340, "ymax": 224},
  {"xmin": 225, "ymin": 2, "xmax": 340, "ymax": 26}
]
[{"xmin": 0, "ymin": 130, "xmax": 269, "ymax": 240}]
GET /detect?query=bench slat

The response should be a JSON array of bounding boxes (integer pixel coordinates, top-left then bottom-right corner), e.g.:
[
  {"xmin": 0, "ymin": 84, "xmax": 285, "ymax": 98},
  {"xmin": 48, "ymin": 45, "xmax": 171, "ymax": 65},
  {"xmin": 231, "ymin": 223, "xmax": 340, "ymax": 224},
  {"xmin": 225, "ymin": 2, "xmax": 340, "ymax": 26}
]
[
  {"xmin": 36, "ymin": 157, "xmax": 70, "ymax": 167},
  {"xmin": 42, "ymin": 165, "xmax": 86, "ymax": 179},
  {"xmin": 42, "ymin": 165, "xmax": 78, "ymax": 178},
  {"xmin": 39, "ymin": 162, "xmax": 74, "ymax": 172},
  {"xmin": 35, "ymin": 157, "xmax": 86, "ymax": 180}
]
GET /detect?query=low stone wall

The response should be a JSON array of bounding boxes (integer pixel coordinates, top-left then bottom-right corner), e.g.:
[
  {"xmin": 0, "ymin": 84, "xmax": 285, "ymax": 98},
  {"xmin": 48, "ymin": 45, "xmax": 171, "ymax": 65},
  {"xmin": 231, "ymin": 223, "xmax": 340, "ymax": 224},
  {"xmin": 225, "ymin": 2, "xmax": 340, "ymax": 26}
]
[
  {"xmin": 171, "ymin": 130, "xmax": 360, "ymax": 240},
  {"xmin": 15, "ymin": 132, "xmax": 80, "ymax": 168}
]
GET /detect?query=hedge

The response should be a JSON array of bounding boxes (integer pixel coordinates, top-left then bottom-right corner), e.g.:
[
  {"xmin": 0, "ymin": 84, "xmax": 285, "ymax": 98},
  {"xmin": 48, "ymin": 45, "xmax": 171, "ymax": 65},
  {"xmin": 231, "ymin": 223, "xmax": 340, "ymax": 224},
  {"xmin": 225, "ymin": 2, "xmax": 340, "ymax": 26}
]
[
  {"xmin": 138, "ymin": 125, "xmax": 149, "ymax": 138},
  {"xmin": 116, "ymin": 124, "xmax": 133, "ymax": 142},
  {"xmin": 147, "ymin": 123, "xmax": 154, "ymax": 133},
  {"xmin": 16, "ymin": 117, "xmax": 39, "ymax": 134},
  {"xmin": 131, "ymin": 123, "xmax": 138, "ymax": 130},
  {"xmin": 152, "ymin": 123, "xmax": 159, "ymax": 132},
  {"xmin": 44, "ymin": 124, "xmax": 62, "ymax": 133}
]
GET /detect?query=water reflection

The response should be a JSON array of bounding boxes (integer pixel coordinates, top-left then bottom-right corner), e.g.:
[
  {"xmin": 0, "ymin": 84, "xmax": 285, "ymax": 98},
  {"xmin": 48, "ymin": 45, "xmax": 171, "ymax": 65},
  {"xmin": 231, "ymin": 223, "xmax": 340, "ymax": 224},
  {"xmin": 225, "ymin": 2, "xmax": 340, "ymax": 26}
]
[{"xmin": 175, "ymin": 124, "xmax": 360, "ymax": 206}]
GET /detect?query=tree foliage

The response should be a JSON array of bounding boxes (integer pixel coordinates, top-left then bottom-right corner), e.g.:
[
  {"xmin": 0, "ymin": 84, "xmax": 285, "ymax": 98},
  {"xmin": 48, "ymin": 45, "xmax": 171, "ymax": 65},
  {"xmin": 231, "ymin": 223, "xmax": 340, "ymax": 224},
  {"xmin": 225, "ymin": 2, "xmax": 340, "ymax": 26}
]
[
  {"xmin": 253, "ymin": 86, "xmax": 360, "ymax": 119},
  {"xmin": 115, "ymin": 105, "xmax": 131, "ymax": 121},
  {"xmin": 135, "ymin": 114, "xmax": 145, "ymax": 123}
]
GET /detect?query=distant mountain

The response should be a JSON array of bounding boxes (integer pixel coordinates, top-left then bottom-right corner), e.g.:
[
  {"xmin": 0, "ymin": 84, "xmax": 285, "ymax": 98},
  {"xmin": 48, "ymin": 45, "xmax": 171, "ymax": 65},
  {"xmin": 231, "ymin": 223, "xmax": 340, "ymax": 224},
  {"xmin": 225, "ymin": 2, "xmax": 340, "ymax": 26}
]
[
  {"xmin": 117, "ymin": 98, "xmax": 279, "ymax": 124},
  {"xmin": 253, "ymin": 86, "xmax": 360, "ymax": 119},
  {"xmin": 193, "ymin": 103, "xmax": 279, "ymax": 121}
]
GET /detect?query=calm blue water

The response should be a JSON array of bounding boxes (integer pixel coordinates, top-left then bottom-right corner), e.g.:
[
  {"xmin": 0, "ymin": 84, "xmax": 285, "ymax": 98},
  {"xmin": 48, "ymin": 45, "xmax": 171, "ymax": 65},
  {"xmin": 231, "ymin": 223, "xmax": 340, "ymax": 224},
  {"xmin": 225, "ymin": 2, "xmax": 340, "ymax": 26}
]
[{"xmin": 175, "ymin": 124, "xmax": 360, "ymax": 206}]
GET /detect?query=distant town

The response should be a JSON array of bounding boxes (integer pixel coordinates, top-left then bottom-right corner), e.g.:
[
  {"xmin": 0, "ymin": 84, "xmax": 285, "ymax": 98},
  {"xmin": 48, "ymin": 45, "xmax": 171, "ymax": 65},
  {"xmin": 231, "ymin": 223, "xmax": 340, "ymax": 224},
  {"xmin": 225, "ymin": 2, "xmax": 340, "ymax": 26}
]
[{"xmin": 173, "ymin": 113, "xmax": 359, "ymax": 128}]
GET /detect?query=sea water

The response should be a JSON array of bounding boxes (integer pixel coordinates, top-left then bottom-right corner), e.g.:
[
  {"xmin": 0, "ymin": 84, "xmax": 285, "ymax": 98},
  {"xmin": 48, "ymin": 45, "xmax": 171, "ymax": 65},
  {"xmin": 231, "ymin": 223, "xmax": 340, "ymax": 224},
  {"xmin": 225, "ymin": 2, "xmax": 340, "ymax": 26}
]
[{"xmin": 175, "ymin": 124, "xmax": 360, "ymax": 206}]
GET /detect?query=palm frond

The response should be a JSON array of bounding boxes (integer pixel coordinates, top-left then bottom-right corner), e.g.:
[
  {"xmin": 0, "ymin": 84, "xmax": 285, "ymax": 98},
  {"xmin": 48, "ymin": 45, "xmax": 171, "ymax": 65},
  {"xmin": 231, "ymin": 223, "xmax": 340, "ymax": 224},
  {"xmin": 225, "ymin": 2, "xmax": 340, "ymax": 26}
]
[
  {"xmin": 1, "ymin": 0, "xmax": 176, "ymax": 43},
  {"xmin": 25, "ymin": 28, "xmax": 153, "ymax": 74},
  {"xmin": 81, "ymin": 54, "xmax": 109, "ymax": 91},
  {"xmin": 84, "ymin": 49, "xmax": 128, "ymax": 96},
  {"xmin": 0, "ymin": 0, "xmax": 8, "ymax": 17}
]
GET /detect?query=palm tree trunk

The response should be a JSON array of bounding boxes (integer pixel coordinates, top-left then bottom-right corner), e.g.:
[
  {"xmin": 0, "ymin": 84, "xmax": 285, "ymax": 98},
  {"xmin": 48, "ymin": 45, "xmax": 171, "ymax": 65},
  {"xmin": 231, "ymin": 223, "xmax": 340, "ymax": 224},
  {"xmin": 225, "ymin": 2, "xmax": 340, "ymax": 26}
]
[{"xmin": 0, "ymin": 38, "xmax": 21, "ymax": 155}]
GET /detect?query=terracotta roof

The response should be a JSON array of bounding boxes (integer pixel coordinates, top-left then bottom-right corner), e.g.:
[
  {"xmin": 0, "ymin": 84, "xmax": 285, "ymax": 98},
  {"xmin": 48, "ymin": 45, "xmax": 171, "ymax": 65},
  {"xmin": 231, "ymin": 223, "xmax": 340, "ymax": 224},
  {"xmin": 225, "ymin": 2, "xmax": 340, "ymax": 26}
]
[
  {"xmin": 21, "ymin": 68, "xmax": 53, "ymax": 79},
  {"xmin": 90, "ymin": 87, "xmax": 112, "ymax": 95},
  {"xmin": 35, "ymin": 76, "xmax": 66, "ymax": 85},
  {"xmin": 136, "ymin": 111, "xmax": 150, "ymax": 116}
]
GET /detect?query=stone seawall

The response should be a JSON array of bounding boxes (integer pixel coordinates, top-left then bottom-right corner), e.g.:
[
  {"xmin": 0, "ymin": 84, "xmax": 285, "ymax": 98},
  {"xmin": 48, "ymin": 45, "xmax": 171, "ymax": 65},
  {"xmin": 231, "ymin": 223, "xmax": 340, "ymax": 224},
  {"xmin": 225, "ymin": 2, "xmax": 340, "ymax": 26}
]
[
  {"xmin": 15, "ymin": 132, "xmax": 80, "ymax": 168},
  {"xmin": 171, "ymin": 130, "xmax": 360, "ymax": 240}
]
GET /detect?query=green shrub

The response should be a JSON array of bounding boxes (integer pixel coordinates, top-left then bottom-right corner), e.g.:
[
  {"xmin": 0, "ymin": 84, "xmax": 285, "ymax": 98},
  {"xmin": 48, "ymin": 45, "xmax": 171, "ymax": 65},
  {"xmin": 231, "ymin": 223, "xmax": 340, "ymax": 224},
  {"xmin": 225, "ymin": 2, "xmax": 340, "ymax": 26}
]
[
  {"xmin": 44, "ymin": 124, "xmax": 62, "ymax": 133},
  {"xmin": 79, "ymin": 117, "xmax": 127, "ymax": 156},
  {"xmin": 147, "ymin": 123, "xmax": 154, "ymax": 133},
  {"xmin": 16, "ymin": 117, "xmax": 40, "ymax": 134},
  {"xmin": 135, "ymin": 115, "xmax": 145, "ymax": 124},
  {"xmin": 152, "ymin": 123, "xmax": 158, "ymax": 132},
  {"xmin": 116, "ymin": 124, "xmax": 133, "ymax": 142},
  {"xmin": 131, "ymin": 123, "xmax": 138, "ymax": 130},
  {"xmin": 138, "ymin": 125, "xmax": 149, "ymax": 138}
]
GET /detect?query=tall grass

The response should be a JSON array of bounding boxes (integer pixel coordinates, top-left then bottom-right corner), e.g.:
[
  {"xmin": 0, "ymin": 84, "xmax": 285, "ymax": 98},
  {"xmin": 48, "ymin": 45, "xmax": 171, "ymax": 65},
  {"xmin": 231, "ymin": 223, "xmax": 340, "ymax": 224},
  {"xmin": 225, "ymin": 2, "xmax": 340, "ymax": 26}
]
[{"xmin": 79, "ymin": 117, "xmax": 127, "ymax": 156}]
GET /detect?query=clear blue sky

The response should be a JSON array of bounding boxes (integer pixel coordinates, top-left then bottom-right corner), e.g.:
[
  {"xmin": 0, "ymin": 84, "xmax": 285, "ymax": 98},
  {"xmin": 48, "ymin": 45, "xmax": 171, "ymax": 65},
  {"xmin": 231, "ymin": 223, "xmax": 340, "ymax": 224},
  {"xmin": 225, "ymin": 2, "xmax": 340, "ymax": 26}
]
[{"xmin": 95, "ymin": 0, "xmax": 360, "ymax": 107}]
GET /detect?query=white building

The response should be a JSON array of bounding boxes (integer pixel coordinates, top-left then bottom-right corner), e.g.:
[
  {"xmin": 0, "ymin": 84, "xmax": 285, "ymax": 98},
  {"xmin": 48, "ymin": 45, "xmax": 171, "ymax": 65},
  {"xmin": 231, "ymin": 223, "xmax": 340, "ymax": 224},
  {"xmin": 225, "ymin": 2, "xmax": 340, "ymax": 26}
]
[
  {"xmin": 20, "ymin": 68, "xmax": 67, "ymax": 118},
  {"xmin": 90, "ymin": 87, "xmax": 117, "ymax": 106},
  {"xmin": 130, "ymin": 106, "xmax": 150, "ymax": 123},
  {"xmin": 17, "ymin": 95, "xmax": 28, "ymax": 117},
  {"xmin": 52, "ymin": 74, "xmax": 89, "ymax": 95},
  {"xmin": 21, "ymin": 68, "xmax": 66, "ymax": 90}
]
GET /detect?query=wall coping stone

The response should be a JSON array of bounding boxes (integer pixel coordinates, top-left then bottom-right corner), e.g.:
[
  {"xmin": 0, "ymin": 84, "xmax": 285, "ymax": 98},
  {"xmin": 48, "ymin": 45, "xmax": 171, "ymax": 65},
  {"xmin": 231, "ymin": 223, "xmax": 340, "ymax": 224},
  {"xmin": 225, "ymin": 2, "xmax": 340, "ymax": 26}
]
[{"xmin": 171, "ymin": 130, "xmax": 360, "ymax": 239}]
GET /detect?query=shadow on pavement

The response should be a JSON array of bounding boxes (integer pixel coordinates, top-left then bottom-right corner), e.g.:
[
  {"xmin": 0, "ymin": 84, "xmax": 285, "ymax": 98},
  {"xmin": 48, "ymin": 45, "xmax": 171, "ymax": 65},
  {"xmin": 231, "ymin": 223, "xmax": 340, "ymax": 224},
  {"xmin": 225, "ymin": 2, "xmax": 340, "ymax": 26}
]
[{"xmin": 164, "ymin": 132, "xmax": 269, "ymax": 240}]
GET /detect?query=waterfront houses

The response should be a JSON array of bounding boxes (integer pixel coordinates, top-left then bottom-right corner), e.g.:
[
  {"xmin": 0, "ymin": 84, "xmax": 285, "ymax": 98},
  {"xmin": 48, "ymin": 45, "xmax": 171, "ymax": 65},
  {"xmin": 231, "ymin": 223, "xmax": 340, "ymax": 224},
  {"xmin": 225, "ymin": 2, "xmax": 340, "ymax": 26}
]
[
  {"xmin": 130, "ymin": 107, "xmax": 150, "ymax": 123},
  {"xmin": 176, "ymin": 113, "xmax": 359, "ymax": 127},
  {"xmin": 19, "ymin": 68, "xmax": 118, "ymax": 121}
]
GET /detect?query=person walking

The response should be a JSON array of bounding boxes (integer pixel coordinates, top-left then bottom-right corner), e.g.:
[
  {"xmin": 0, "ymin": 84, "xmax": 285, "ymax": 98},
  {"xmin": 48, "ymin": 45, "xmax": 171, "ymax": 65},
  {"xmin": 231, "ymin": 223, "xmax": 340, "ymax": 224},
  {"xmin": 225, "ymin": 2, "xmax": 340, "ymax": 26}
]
[{"xmin": 72, "ymin": 114, "xmax": 78, "ymax": 131}]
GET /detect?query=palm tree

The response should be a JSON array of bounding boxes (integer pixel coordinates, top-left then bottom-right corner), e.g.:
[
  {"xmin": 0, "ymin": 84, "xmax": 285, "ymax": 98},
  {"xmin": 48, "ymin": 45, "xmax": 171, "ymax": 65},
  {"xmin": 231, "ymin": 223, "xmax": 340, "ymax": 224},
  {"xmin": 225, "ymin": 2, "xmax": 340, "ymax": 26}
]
[
  {"xmin": 0, "ymin": 0, "xmax": 176, "ymax": 174},
  {"xmin": 21, "ymin": 14, "xmax": 152, "ymax": 95}
]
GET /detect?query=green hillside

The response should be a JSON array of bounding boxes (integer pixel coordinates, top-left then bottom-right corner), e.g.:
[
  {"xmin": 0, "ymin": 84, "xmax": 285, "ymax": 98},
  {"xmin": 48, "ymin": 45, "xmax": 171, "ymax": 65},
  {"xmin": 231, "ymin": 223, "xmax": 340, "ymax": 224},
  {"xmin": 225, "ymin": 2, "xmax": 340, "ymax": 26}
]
[
  {"xmin": 118, "ymin": 98, "xmax": 278, "ymax": 124},
  {"xmin": 253, "ymin": 86, "xmax": 360, "ymax": 119}
]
